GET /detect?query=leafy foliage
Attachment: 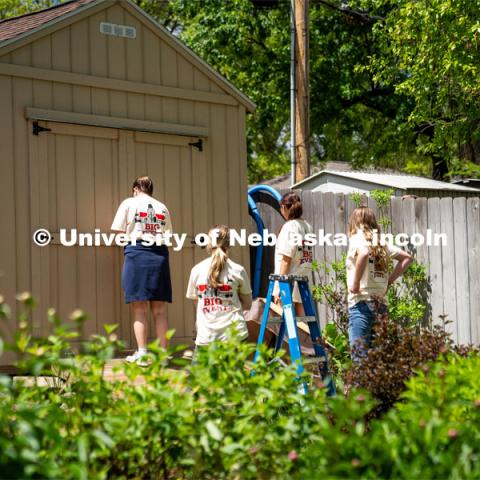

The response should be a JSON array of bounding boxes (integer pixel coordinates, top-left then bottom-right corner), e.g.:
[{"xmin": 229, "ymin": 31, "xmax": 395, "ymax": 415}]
[
  {"xmin": 1, "ymin": 295, "xmax": 480, "ymax": 479},
  {"xmin": 370, "ymin": 188, "xmax": 394, "ymax": 230},
  {"xmin": 386, "ymin": 260, "xmax": 429, "ymax": 326},
  {"xmin": 302, "ymin": 354, "xmax": 480, "ymax": 479},
  {"xmin": 355, "ymin": 0, "xmax": 480, "ymax": 178},
  {"xmin": 346, "ymin": 302, "xmax": 454, "ymax": 415},
  {"xmin": 154, "ymin": 0, "xmax": 428, "ymax": 181},
  {"xmin": 0, "ymin": 295, "xmax": 333, "ymax": 479},
  {"xmin": 0, "ymin": 0, "xmax": 55, "ymax": 19}
]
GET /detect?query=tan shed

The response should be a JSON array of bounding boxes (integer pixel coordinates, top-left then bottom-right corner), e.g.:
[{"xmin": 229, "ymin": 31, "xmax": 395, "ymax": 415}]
[{"xmin": 0, "ymin": 0, "xmax": 255, "ymax": 364}]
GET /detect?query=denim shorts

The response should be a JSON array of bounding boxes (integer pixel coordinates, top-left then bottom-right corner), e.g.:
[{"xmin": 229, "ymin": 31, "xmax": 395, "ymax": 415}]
[{"xmin": 348, "ymin": 300, "xmax": 387, "ymax": 360}]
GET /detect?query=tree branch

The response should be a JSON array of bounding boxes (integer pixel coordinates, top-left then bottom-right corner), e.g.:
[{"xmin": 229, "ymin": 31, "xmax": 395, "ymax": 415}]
[
  {"xmin": 311, "ymin": 0, "xmax": 385, "ymax": 25},
  {"xmin": 340, "ymin": 87, "xmax": 398, "ymax": 119}
]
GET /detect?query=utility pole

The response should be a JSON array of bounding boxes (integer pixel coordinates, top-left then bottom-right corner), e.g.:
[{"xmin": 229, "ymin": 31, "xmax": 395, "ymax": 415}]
[
  {"xmin": 290, "ymin": 0, "xmax": 296, "ymax": 187},
  {"xmin": 293, "ymin": 0, "xmax": 310, "ymax": 183}
]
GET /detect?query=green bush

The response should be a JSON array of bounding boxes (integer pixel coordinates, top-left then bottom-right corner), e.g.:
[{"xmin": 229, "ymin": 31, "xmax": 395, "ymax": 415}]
[
  {"xmin": 0, "ymin": 296, "xmax": 336, "ymax": 479},
  {"xmin": 1, "ymin": 296, "xmax": 479, "ymax": 479},
  {"xmin": 386, "ymin": 260, "xmax": 429, "ymax": 326},
  {"xmin": 301, "ymin": 354, "xmax": 480, "ymax": 479},
  {"xmin": 346, "ymin": 304, "xmax": 454, "ymax": 415}
]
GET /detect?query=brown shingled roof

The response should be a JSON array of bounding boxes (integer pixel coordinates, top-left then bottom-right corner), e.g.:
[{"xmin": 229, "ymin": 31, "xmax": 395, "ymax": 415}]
[{"xmin": 0, "ymin": 0, "xmax": 97, "ymax": 43}]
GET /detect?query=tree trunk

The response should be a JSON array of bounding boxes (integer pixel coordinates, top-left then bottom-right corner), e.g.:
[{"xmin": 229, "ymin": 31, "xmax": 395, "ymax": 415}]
[{"xmin": 432, "ymin": 154, "xmax": 449, "ymax": 180}]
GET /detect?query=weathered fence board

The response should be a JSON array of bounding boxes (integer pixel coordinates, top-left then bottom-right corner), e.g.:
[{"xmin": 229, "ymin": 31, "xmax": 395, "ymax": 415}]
[
  {"xmin": 312, "ymin": 190, "xmax": 328, "ymax": 327},
  {"xmin": 466, "ymin": 197, "xmax": 480, "ymax": 345},
  {"xmin": 427, "ymin": 197, "xmax": 445, "ymax": 327},
  {"xmin": 453, "ymin": 197, "xmax": 471, "ymax": 344},
  {"xmin": 440, "ymin": 197, "xmax": 458, "ymax": 338},
  {"xmin": 322, "ymin": 193, "xmax": 336, "ymax": 324},
  {"xmin": 391, "ymin": 197, "xmax": 403, "ymax": 236},
  {"xmin": 334, "ymin": 193, "xmax": 347, "ymax": 261},
  {"xmin": 414, "ymin": 197, "xmax": 429, "ymax": 268}
]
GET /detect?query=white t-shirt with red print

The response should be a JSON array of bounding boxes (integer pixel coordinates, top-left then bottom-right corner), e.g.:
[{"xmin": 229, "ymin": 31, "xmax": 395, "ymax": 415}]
[
  {"xmin": 111, "ymin": 193, "xmax": 172, "ymax": 243},
  {"xmin": 274, "ymin": 218, "xmax": 314, "ymax": 302},
  {"xmin": 186, "ymin": 257, "xmax": 252, "ymax": 346},
  {"xmin": 346, "ymin": 230, "xmax": 403, "ymax": 307}
]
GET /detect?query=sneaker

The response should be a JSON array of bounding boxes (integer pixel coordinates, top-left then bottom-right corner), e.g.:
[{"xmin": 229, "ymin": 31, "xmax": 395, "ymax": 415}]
[{"xmin": 125, "ymin": 350, "xmax": 149, "ymax": 366}]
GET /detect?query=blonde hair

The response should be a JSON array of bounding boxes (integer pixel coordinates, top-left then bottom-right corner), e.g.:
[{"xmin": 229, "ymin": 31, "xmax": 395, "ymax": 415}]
[
  {"xmin": 207, "ymin": 225, "xmax": 230, "ymax": 288},
  {"xmin": 348, "ymin": 207, "xmax": 389, "ymax": 273}
]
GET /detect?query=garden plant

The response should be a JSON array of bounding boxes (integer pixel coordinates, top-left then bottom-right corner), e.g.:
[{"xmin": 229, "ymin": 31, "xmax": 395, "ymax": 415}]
[{"xmin": 1, "ymin": 292, "xmax": 479, "ymax": 479}]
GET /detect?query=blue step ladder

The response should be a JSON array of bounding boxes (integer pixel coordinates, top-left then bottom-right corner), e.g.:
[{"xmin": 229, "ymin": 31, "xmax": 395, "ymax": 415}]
[{"xmin": 253, "ymin": 274, "xmax": 336, "ymax": 396}]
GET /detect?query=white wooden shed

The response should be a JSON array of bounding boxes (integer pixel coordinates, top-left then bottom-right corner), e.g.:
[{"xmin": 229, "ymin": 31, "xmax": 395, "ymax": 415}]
[{"xmin": 0, "ymin": 0, "xmax": 255, "ymax": 364}]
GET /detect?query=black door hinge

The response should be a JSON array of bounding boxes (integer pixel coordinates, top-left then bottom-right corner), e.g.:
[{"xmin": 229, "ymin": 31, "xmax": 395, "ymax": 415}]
[
  {"xmin": 32, "ymin": 121, "xmax": 52, "ymax": 136},
  {"xmin": 188, "ymin": 138, "xmax": 203, "ymax": 152}
]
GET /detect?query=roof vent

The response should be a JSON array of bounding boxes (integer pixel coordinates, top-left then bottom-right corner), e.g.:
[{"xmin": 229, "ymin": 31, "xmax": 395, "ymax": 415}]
[{"xmin": 100, "ymin": 22, "xmax": 136, "ymax": 39}]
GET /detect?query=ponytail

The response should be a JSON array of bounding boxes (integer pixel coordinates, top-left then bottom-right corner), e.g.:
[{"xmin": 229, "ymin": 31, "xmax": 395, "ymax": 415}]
[
  {"xmin": 207, "ymin": 225, "xmax": 230, "ymax": 288},
  {"xmin": 208, "ymin": 247, "xmax": 228, "ymax": 288}
]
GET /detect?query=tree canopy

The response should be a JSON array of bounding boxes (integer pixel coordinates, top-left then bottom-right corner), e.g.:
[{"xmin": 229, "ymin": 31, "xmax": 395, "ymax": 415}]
[{"xmin": 355, "ymin": 0, "xmax": 480, "ymax": 179}]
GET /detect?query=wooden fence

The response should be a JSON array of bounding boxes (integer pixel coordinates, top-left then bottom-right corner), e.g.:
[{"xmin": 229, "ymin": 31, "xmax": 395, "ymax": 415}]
[{"xmin": 251, "ymin": 191, "xmax": 480, "ymax": 345}]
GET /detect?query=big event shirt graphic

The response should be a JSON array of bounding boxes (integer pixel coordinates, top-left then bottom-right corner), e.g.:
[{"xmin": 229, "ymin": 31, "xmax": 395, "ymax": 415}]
[
  {"xmin": 186, "ymin": 257, "xmax": 252, "ymax": 345},
  {"xmin": 111, "ymin": 194, "xmax": 173, "ymax": 243},
  {"xmin": 346, "ymin": 230, "xmax": 403, "ymax": 308}
]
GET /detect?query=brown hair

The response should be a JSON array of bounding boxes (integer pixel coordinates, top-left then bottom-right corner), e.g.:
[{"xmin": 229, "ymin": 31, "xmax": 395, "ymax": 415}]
[
  {"xmin": 207, "ymin": 225, "xmax": 230, "ymax": 288},
  {"xmin": 348, "ymin": 206, "xmax": 389, "ymax": 273},
  {"xmin": 132, "ymin": 176, "xmax": 153, "ymax": 196},
  {"xmin": 280, "ymin": 191, "xmax": 303, "ymax": 220}
]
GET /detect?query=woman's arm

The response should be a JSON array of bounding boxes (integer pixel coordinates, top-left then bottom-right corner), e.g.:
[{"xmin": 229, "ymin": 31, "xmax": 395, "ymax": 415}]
[
  {"xmin": 350, "ymin": 247, "xmax": 369, "ymax": 294},
  {"xmin": 239, "ymin": 293, "xmax": 252, "ymax": 311},
  {"xmin": 273, "ymin": 255, "xmax": 292, "ymax": 303},
  {"xmin": 388, "ymin": 250, "xmax": 413, "ymax": 285},
  {"xmin": 279, "ymin": 254, "xmax": 292, "ymax": 275}
]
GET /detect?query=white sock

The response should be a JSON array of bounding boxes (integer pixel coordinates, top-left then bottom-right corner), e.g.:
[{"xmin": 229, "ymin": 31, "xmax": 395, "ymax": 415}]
[{"xmin": 138, "ymin": 347, "xmax": 147, "ymax": 356}]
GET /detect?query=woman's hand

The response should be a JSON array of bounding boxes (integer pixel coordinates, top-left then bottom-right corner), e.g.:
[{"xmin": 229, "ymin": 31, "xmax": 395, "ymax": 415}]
[
  {"xmin": 349, "ymin": 281, "xmax": 360, "ymax": 294},
  {"xmin": 273, "ymin": 295, "xmax": 281, "ymax": 305},
  {"xmin": 388, "ymin": 251, "xmax": 413, "ymax": 285}
]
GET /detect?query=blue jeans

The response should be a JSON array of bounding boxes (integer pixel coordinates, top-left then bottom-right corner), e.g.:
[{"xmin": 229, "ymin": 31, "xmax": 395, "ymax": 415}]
[{"xmin": 348, "ymin": 300, "xmax": 387, "ymax": 362}]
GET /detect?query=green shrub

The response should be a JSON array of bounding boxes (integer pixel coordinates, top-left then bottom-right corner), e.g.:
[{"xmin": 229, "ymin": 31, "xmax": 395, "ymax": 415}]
[
  {"xmin": 345, "ymin": 303, "xmax": 453, "ymax": 415},
  {"xmin": 0, "ymin": 296, "xmax": 336, "ymax": 479},
  {"xmin": 1, "ymin": 296, "xmax": 479, "ymax": 479},
  {"xmin": 386, "ymin": 260, "xmax": 429, "ymax": 326},
  {"xmin": 301, "ymin": 354, "xmax": 480, "ymax": 479}
]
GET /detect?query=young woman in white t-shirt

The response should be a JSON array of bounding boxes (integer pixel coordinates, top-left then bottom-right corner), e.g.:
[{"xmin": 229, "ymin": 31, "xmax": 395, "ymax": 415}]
[
  {"xmin": 111, "ymin": 176, "xmax": 173, "ymax": 365},
  {"xmin": 346, "ymin": 206, "xmax": 412, "ymax": 361},
  {"xmin": 273, "ymin": 191, "xmax": 314, "ymax": 317},
  {"xmin": 186, "ymin": 225, "xmax": 252, "ymax": 354}
]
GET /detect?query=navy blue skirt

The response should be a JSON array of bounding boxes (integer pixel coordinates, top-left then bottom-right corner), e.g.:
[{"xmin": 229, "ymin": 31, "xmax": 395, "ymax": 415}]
[{"xmin": 122, "ymin": 243, "xmax": 172, "ymax": 304}]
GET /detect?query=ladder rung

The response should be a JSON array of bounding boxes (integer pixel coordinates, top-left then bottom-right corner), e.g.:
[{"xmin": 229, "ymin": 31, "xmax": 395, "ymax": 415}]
[
  {"xmin": 303, "ymin": 356, "xmax": 327, "ymax": 365},
  {"xmin": 266, "ymin": 315, "xmax": 317, "ymax": 325},
  {"xmin": 266, "ymin": 316, "xmax": 284, "ymax": 324},
  {"xmin": 296, "ymin": 316, "xmax": 316, "ymax": 323},
  {"xmin": 268, "ymin": 274, "xmax": 309, "ymax": 283}
]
